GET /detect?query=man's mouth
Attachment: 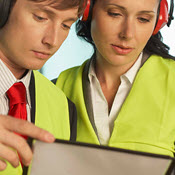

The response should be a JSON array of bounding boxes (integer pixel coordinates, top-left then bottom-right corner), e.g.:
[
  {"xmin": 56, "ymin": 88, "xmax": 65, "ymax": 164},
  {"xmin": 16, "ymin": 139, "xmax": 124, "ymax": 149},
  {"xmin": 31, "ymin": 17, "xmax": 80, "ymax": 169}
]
[{"xmin": 32, "ymin": 50, "xmax": 51, "ymax": 59}]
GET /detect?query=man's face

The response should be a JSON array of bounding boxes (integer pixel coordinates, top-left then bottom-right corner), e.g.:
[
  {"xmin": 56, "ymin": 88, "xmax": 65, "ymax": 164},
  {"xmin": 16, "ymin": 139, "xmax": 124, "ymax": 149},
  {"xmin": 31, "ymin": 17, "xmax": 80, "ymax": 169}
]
[{"xmin": 0, "ymin": 0, "xmax": 78, "ymax": 77}]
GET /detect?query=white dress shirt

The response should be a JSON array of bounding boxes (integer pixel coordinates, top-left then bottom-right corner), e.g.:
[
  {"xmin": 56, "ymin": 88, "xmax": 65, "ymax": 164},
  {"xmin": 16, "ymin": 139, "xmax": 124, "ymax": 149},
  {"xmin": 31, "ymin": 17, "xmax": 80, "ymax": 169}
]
[
  {"xmin": 0, "ymin": 59, "xmax": 32, "ymax": 122},
  {"xmin": 88, "ymin": 53, "xmax": 143, "ymax": 145}
]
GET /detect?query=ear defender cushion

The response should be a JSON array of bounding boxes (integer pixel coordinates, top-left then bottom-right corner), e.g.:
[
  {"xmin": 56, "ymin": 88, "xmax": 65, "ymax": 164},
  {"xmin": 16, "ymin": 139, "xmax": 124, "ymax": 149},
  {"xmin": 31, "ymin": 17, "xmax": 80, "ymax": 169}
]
[
  {"xmin": 82, "ymin": 0, "xmax": 92, "ymax": 21},
  {"xmin": 153, "ymin": 0, "xmax": 169, "ymax": 35},
  {"xmin": 0, "ymin": 0, "xmax": 12, "ymax": 28}
]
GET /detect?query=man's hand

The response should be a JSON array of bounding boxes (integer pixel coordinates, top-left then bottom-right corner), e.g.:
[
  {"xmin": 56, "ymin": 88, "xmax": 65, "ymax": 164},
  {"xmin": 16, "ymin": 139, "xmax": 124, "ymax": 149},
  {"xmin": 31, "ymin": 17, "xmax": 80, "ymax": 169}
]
[{"xmin": 0, "ymin": 115, "xmax": 55, "ymax": 171}]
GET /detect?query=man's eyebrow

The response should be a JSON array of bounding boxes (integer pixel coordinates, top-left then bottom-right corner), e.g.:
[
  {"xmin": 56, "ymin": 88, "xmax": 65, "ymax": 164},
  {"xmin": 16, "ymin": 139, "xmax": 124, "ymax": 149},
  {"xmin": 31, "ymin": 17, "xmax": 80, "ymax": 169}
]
[
  {"xmin": 35, "ymin": 4, "xmax": 57, "ymax": 16},
  {"xmin": 34, "ymin": 4, "xmax": 78, "ymax": 22},
  {"xmin": 106, "ymin": 3, "xmax": 156, "ymax": 14},
  {"xmin": 64, "ymin": 17, "xmax": 78, "ymax": 22}
]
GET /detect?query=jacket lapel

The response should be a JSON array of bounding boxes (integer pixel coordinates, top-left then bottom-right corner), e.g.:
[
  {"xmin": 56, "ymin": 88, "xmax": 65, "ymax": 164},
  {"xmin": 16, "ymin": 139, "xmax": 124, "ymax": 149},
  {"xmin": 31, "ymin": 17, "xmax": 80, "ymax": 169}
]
[{"xmin": 29, "ymin": 71, "xmax": 36, "ymax": 124}]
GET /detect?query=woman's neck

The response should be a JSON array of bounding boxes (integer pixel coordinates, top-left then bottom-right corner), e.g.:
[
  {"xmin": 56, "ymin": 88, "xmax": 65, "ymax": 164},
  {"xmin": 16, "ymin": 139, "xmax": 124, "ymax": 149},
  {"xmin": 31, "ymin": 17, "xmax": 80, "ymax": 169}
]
[
  {"xmin": 95, "ymin": 54, "xmax": 136, "ymax": 88},
  {"xmin": 94, "ymin": 52, "xmax": 139, "ymax": 112}
]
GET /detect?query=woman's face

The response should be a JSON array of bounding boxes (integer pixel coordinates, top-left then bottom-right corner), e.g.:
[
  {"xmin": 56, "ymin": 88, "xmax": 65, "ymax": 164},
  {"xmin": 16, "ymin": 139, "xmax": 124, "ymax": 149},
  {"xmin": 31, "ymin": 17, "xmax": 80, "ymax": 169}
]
[{"xmin": 91, "ymin": 0, "xmax": 159, "ymax": 68}]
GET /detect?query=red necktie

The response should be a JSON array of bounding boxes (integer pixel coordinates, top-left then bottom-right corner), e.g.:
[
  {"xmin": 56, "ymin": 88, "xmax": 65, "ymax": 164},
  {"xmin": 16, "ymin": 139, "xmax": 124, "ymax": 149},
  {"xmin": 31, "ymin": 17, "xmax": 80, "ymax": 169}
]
[
  {"xmin": 7, "ymin": 82, "xmax": 27, "ymax": 120},
  {"xmin": 6, "ymin": 82, "xmax": 28, "ymax": 167},
  {"xmin": 6, "ymin": 82, "xmax": 27, "ymax": 140}
]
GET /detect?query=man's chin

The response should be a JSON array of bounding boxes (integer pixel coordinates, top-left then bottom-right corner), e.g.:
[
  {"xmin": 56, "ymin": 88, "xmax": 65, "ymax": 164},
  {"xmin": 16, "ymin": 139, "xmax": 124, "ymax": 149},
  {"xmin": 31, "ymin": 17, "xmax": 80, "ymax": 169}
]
[{"xmin": 27, "ymin": 62, "xmax": 46, "ymax": 71}]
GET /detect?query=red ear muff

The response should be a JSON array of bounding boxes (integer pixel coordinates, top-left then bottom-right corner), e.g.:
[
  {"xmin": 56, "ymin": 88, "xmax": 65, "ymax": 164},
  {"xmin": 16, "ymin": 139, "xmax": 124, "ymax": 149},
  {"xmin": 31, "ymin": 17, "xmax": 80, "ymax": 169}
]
[
  {"xmin": 153, "ymin": 0, "xmax": 169, "ymax": 35},
  {"xmin": 82, "ymin": 0, "xmax": 91, "ymax": 21}
]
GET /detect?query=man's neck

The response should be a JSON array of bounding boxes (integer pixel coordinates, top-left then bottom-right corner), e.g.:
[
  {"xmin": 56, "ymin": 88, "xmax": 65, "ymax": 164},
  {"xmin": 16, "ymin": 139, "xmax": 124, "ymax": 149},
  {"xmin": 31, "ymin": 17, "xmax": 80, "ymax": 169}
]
[
  {"xmin": 0, "ymin": 57, "xmax": 26, "ymax": 79},
  {"xmin": 3, "ymin": 61, "xmax": 26, "ymax": 79}
]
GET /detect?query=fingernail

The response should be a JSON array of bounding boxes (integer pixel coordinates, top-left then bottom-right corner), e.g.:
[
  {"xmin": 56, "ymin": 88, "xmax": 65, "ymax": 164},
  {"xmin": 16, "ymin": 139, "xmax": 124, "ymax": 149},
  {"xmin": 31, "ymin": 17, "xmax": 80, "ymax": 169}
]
[{"xmin": 45, "ymin": 133, "xmax": 55, "ymax": 142}]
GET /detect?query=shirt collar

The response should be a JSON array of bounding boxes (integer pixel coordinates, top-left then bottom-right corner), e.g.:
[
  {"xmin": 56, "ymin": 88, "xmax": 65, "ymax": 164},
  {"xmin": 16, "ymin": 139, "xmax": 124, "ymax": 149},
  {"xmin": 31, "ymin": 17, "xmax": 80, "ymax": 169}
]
[
  {"xmin": 123, "ymin": 52, "xmax": 143, "ymax": 84},
  {"xmin": 0, "ymin": 59, "xmax": 32, "ymax": 102},
  {"xmin": 88, "ymin": 52, "xmax": 143, "ymax": 84}
]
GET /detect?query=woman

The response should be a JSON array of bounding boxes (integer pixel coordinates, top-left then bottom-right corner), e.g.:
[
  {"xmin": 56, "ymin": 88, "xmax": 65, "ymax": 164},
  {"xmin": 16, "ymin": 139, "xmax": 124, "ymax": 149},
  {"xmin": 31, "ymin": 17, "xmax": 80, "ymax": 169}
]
[{"xmin": 56, "ymin": 0, "xmax": 175, "ymax": 157}]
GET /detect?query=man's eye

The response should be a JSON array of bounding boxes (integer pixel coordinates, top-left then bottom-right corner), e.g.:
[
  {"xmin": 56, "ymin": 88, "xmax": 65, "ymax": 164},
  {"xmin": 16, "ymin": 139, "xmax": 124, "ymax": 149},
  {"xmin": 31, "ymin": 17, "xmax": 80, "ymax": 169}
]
[
  {"xmin": 34, "ymin": 14, "xmax": 47, "ymax": 21},
  {"xmin": 62, "ymin": 23, "xmax": 71, "ymax": 30}
]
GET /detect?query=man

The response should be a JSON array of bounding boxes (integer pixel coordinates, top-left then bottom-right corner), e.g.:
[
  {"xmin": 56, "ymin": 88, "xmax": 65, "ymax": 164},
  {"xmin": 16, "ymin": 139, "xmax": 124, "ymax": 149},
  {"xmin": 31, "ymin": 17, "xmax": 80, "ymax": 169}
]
[{"xmin": 0, "ymin": 0, "xmax": 84, "ymax": 174}]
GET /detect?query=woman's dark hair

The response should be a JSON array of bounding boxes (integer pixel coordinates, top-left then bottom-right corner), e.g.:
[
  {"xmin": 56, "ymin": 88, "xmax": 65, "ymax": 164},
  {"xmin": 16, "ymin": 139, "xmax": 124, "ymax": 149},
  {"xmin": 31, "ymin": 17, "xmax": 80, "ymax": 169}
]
[
  {"xmin": 144, "ymin": 32, "xmax": 175, "ymax": 59},
  {"xmin": 76, "ymin": 0, "xmax": 175, "ymax": 59}
]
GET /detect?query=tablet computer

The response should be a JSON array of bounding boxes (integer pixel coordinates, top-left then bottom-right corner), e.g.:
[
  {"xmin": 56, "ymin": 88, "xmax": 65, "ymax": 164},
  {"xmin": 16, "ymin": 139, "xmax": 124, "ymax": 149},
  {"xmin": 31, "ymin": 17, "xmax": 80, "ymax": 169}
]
[{"xmin": 25, "ymin": 139, "xmax": 175, "ymax": 175}]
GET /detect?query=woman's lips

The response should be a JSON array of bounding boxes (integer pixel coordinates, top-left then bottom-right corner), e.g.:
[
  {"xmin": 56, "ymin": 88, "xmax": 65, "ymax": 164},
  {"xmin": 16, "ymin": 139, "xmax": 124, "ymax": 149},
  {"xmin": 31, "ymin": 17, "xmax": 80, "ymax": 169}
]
[{"xmin": 111, "ymin": 44, "xmax": 133, "ymax": 55}]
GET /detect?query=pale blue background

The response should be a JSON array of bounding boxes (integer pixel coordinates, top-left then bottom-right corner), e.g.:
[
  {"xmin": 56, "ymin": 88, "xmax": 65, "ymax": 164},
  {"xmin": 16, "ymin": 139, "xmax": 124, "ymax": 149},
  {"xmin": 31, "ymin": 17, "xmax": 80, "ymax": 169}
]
[
  {"xmin": 41, "ymin": 8, "xmax": 175, "ymax": 80},
  {"xmin": 40, "ymin": 22, "xmax": 93, "ymax": 80}
]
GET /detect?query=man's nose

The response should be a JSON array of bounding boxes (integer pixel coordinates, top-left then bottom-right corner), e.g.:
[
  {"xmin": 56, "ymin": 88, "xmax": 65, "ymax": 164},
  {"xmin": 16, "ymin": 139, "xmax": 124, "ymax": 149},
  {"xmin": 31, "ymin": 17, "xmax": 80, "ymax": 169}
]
[{"xmin": 42, "ymin": 25, "xmax": 59, "ymax": 48}]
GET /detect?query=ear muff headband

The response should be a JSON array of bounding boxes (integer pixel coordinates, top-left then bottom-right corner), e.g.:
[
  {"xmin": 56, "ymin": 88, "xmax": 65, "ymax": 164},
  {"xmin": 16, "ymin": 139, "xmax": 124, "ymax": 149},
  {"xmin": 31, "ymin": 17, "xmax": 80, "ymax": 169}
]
[
  {"xmin": 82, "ymin": 0, "xmax": 91, "ymax": 21},
  {"xmin": 0, "ymin": 0, "xmax": 12, "ymax": 28},
  {"xmin": 153, "ymin": 0, "xmax": 169, "ymax": 35},
  {"xmin": 167, "ymin": 0, "xmax": 174, "ymax": 26},
  {"xmin": 82, "ymin": 0, "xmax": 174, "ymax": 35}
]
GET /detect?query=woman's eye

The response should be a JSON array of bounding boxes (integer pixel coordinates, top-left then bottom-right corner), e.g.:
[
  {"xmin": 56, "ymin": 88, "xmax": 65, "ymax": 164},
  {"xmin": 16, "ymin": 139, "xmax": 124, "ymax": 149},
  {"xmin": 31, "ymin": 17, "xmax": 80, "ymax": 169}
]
[
  {"xmin": 138, "ymin": 17, "xmax": 150, "ymax": 23},
  {"xmin": 108, "ymin": 12, "xmax": 121, "ymax": 17},
  {"xmin": 34, "ymin": 14, "xmax": 47, "ymax": 21}
]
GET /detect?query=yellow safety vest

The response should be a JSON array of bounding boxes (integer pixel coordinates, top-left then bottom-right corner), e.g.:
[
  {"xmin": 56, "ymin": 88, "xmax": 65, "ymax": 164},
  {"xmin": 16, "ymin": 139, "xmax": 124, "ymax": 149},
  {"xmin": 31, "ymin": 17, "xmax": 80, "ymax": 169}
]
[
  {"xmin": 2, "ymin": 70, "xmax": 70, "ymax": 175},
  {"xmin": 56, "ymin": 55, "xmax": 175, "ymax": 157}
]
